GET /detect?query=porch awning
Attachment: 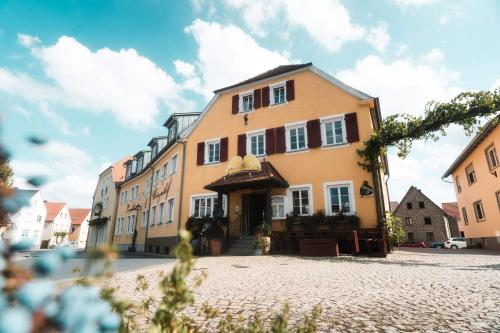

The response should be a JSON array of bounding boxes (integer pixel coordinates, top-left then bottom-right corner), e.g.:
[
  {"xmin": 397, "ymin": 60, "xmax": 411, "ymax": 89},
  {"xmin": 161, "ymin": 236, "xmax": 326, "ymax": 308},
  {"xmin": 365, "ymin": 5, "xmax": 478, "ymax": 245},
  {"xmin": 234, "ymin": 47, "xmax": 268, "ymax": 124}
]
[{"xmin": 204, "ymin": 161, "xmax": 289, "ymax": 192}]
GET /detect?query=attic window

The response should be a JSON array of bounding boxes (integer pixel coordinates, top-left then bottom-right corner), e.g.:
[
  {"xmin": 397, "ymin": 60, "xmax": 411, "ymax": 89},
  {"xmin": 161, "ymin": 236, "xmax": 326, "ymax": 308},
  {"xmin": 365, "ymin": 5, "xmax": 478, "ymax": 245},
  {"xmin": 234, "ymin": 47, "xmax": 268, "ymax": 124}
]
[
  {"xmin": 418, "ymin": 201, "xmax": 425, "ymax": 209},
  {"xmin": 406, "ymin": 202, "xmax": 413, "ymax": 210}
]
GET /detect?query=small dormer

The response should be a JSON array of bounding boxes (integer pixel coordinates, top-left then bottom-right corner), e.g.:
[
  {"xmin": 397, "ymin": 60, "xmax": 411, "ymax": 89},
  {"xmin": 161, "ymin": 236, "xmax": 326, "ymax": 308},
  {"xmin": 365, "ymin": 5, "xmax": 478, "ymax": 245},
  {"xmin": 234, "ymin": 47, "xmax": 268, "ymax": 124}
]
[
  {"xmin": 134, "ymin": 150, "xmax": 149, "ymax": 172},
  {"xmin": 163, "ymin": 112, "xmax": 201, "ymax": 142},
  {"xmin": 124, "ymin": 159, "xmax": 133, "ymax": 180}
]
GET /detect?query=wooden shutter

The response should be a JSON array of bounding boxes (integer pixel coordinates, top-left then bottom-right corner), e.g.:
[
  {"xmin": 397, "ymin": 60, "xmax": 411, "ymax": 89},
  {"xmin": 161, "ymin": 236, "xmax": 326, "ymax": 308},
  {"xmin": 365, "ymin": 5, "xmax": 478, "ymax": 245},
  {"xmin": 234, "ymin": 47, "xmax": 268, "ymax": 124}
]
[
  {"xmin": 196, "ymin": 142, "xmax": 205, "ymax": 165},
  {"xmin": 232, "ymin": 95, "xmax": 239, "ymax": 114},
  {"xmin": 286, "ymin": 80, "xmax": 295, "ymax": 101},
  {"xmin": 345, "ymin": 112, "xmax": 359, "ymax": 143},
  {"xmin": 275, "ymin": 126, "xmax": 286, "ymax": 153},
  {"xmin": 262, "ymin": 86, "xmax": 270, "ymax": 107},
  {"xmin": 265, "ymin": 128, "xmax": 276, "ymax": 155},
  {"xmin": 307, "ymin": 119, "xmax": 321, "ymax": 148},
  {"xmin": 220, "ymin": 137, "xmax": 228, "ymax": 162},
  {"xmin": 237, "ymin": 134, "xmax": 246, "ymax": 157},
  {"xmin": 254, "ymin": 89, "xmax": 261, "ymax": 109}
]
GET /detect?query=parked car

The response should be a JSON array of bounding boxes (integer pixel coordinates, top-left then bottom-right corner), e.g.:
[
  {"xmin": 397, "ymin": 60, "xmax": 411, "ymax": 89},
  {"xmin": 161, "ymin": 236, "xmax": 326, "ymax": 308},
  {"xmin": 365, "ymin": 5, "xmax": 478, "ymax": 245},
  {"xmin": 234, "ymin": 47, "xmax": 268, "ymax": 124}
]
[
  {"xmin": 399, "ymin": 241, "xmax": 428, "ymax": 248},
  {"xmin": 443, "ymin": 237, "xmax": 467, "ymax": 249},
  {"xmin": 430, "ymin": 241, "xmax": 445, "ymax": 248}
]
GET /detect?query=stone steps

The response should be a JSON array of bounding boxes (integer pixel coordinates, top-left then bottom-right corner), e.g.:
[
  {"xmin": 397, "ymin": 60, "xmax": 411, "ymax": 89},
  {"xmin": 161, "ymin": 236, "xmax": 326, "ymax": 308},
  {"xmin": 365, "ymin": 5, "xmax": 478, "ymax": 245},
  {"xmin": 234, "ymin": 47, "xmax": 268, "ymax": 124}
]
[{"xmin": 226, "ymin": 237, "xmax": 255, "ymax": 256}]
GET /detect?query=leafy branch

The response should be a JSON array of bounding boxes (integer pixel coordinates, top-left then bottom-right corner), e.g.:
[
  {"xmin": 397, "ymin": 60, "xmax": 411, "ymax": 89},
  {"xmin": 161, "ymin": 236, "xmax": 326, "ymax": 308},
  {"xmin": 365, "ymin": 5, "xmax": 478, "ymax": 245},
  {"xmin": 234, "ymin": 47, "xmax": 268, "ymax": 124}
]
[{"xmin": 358, "ymin": 88, "xmax": 500, "ymax": 171}]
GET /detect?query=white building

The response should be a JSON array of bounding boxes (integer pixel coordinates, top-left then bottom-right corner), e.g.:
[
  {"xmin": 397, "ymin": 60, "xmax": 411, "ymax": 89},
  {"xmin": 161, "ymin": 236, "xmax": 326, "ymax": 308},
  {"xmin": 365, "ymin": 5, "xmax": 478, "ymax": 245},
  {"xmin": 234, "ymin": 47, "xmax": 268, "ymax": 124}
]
[
  {"xmin": 87, "ymin": 156, "xmax": 129, "ymax": 250},
  {"xmin": 68, "ymin": 208, "xmax": 91, "ymax": 249},
  {"xmin": 42, "ymin": 202, "xmax": 71, "ymax": 248},
  {"xmin": 1, "ymin": 189, "xmax": 47, "ymax": 250}
]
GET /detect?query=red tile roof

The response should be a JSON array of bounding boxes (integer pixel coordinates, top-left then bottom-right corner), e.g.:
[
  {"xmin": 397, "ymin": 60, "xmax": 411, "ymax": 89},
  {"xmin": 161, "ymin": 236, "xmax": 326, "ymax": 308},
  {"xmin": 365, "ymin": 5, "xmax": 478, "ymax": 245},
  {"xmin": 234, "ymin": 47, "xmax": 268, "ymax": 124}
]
[
  {"xmin": 69, "ymin": 208, "xmax": 91, "ymax": 225},
  {"xmin": 389, "ymin": 201, "xmax": 399, "ymax": 213},
  {"xmin": 442, "ymin": 202, "xmax": 460, "ymax": 219},
  {"xmin": 44, "ymin": 202, "xmax": 66, "ymax": 221}
]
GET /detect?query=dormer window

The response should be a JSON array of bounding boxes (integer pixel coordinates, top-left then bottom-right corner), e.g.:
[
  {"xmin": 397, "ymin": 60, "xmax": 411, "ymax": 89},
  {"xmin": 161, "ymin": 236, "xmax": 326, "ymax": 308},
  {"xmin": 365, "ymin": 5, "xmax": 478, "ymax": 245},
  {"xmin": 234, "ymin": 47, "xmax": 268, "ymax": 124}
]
[
  {"xmin": 125, "ymin": 166, "xmax": 131, "ymax": 179},
  {"xmin": 240, "ymin": 93, "xmax": 253, "ymax": 113},
  {"xmin": 152, "ymin": 144, "xmax": 158, "ymax": 158},
  {"xmin": 137, "ymin": 157, "xmax": 144, "ymax": 171},
  {"xmin": 271, "ymin": 83, "xmax": 286, "ymax": 105}
]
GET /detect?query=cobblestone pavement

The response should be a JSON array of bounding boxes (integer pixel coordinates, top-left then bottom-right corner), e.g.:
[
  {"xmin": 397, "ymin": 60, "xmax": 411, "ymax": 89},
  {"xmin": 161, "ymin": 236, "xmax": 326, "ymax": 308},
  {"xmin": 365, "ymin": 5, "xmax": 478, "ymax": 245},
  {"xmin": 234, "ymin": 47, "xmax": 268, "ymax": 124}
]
[{"xmin": 109, "ymin": 249, "xmax": 500, "ymax": 332}]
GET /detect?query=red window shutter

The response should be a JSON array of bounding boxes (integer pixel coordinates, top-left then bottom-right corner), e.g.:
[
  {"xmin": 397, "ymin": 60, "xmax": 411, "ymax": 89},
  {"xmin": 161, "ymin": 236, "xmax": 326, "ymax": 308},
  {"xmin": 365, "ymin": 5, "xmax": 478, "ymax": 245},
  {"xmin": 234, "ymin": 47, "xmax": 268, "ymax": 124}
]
[
  {"xmin": 275, "ymin": 126, "xmax": 286, "ymax": 153},
  {"xmin": 253, "ymin": 89, "xmax": 261, "ymax": 109},
  {"xmin": 220, "ymin": 137, "xmax": 228, "ymax": 162},
  {"xmin": 265, "ymin": 128, "xmax": 276, "ymax": 155},
  {"xmin": 286, "ymin": 80, "xmax": 295, "ymax": 101},
  {"xmin": 197, "ymin": 142, "xmax": 205, "ymax": 165},
  {"xmin": 345, "ymin": 112, "xmax": 360, "ymax": 143},
  {"xmin": 237, "ymin": 134, "xmax": 246, "ymax": 157},
  {"xmin": 232, "ymin": 95, "xmax": 239, "ymax": 114},
  {"xmin": 306, "ymin": 119, "xmax": 321, "ymax": 148},
  {"xmin": 262, "ymin": 86, "xmax": 270, "ymax": 107}
]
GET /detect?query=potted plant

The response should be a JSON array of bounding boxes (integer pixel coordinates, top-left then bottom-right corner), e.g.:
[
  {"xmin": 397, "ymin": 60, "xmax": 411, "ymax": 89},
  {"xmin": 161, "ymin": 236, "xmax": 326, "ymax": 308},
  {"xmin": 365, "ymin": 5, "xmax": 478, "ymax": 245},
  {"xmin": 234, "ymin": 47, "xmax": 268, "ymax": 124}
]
[
  {"xmin": 260, "ymin": 222, "xmax": 272, "ymax": 254},
  {"xmin": 253, "ymin": 236, "xmax": 264, "ymax": 255},
  {"xmin": 285, "ymin": 212, "xmax": 299, "ymax": 231},
  {"xmin": 208, "ymin": 222, "xmax": 224, "ymax": 256}
]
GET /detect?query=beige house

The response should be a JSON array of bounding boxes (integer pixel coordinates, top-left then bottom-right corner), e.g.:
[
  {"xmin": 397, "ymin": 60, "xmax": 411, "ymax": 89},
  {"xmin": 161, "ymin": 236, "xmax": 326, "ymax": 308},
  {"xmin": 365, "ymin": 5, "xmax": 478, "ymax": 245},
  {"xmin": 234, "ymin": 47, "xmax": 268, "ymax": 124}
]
[
  {"xmin": 68, "ymin": 208, "xmax": 91, "ymax": 249},
  {"xmin": 42, "ymin": 202, "xmax": 71, "ymax": 248},
  {"xmin": 87, "ymin": 156, "xmax": 129, "ymax": 249},
  {"xmin": 443, "ymin": 118, "xmax": 500, "ymax": 249}
]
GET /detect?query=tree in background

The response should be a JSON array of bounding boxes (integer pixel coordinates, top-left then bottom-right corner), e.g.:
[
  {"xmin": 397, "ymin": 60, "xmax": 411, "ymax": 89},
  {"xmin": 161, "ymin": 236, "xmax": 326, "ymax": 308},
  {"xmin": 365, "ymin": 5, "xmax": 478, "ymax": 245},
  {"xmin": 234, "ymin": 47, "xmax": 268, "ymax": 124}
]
[{"xmin": 0, "ymin": 159, "xmax": 14, "ymax": 187}]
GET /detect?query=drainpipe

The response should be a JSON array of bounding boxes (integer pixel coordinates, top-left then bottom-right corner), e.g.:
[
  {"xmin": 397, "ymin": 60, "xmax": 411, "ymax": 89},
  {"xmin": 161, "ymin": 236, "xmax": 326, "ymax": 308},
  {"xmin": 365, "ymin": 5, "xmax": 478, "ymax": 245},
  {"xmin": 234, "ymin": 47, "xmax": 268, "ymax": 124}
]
[
  {"xmin": 109, "ymin": 182, "xmax": 121, "ymax": 246},
  {"xmin": 176, "ymin": 139, "xmax": 187, "ymax": 242}
]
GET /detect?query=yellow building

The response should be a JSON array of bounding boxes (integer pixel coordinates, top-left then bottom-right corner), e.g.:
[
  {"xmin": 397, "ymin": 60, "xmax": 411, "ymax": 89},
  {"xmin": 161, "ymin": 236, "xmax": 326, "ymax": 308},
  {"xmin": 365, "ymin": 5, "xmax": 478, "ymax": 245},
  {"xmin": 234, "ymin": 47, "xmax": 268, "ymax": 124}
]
[
  {"xmin": 443, "ymin": 119, "xmax": 500, "ymax": 249},
  {"xmin": 113, "ymin": 113, "xmax": 200, "ymax": 253},
  {"xmin": 109, "ymin": 63, "xmax": 391, "ymax": 255}
]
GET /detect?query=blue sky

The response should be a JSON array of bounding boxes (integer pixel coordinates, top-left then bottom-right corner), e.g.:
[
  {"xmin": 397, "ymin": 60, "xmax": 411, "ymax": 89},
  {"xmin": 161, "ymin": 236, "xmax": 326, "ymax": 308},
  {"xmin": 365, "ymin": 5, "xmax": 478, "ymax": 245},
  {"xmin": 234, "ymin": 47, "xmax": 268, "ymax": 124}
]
[{"xmin": 1, "ymin": 0, "xmax": 499, "ymax": 207}]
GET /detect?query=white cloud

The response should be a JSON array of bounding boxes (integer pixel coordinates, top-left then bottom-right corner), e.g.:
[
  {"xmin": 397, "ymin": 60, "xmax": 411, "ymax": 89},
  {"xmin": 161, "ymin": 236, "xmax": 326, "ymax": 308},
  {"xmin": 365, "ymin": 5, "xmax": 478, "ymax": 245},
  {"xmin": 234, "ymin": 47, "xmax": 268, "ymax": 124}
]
[
  {"xmin": 337, "ymin": 52, "xmax": 466, "ymax": 204},
  {"xmin": 439, "ymin": 4, "xmax": 464, "ymax": 25},
  {"xmin": 13, "ymin": 140, "xmax": 98, "ymax": 207},
  {"xmin": 395, "ymin": 44, "xmax": 408, "ymax": 56},
  {"xmin": 173, "ymin": 59, "xmax": 196, "ymax": 78},
  {"xmin": 11, "ymin": 105, "xmax": 32, "ymax": 119},
  {"xmin": 422, "ymin": 48, "xmax": 445, "ymax": 64},
  {"xmin": 183, "ymin": 19, "xmax": 290, "ymax": 98},
  {"xmin": 492, "ymin": 78, "xmax": 500, "ymax": 90},
  {"xmin": 366, "ymin": 21, "xmax": 390, "ymax": 53},
  {"xmin": 38, "ymin": 102, "xmax": 73, "ymax": 135},
  {"xmin": 392, "ymin": 0, "xmax": 440, "ymax": 8},
  {"xmin": 336, "ymin": 54, "xmax": 461, "ymax": 116},
  {"xmin": 17, "ymin": 33, "xmax": 41, "ymax": 47},
  {"xmin": 223, "ymin": 0, "xmax": 366, "ymax": 52},
  {"xmin": 1, "ymin": 36, "xmax": 194, "ymax": 129}
]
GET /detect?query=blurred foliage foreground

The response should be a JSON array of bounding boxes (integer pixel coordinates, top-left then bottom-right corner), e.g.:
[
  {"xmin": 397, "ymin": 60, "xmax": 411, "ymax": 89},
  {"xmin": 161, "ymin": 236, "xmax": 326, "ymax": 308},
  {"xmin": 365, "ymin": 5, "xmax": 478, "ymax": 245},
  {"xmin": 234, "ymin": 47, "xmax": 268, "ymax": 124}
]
[{"xmin": 0, "ymin": 230, "xmax": 324, "ymax": 333}]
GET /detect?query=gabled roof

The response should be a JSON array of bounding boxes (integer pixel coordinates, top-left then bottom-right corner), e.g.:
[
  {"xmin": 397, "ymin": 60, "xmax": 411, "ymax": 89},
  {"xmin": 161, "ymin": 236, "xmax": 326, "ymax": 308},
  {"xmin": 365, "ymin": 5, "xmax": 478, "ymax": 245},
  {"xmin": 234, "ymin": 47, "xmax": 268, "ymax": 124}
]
[
  {"xmin": 147, "ymin": 136, "xmax": 168, "ymax": 147},
  {"xmin": 213, "ymin": 63, "xmax": 313, "ymax": 94},
  {"xmin": 393, "ymin": 186, "xmax": 446, "ymax": 216},
  {"xmin": 389, "ymin": 201, "xmax": 399, "ymax": 213},
  {"xmin": 45, "ymin": 202, "xmax": 66, "ymax": 221},
  {"xmin": 442, "ymin": 202, "xmax": 460, "ymax": 219},
  {"xmin": 69, "ymin": 208, "xmax": 91, "ymax": 225},
  {"xmin": 443, "ymin": 116, "xmax": 499, "ymax": 177}
]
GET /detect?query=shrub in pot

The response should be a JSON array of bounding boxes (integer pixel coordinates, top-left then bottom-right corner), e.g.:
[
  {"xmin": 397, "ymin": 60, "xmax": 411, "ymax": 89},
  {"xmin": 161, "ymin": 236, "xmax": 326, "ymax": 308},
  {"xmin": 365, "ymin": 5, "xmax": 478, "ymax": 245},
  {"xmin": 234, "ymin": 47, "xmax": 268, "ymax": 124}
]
[
  {"xmin": 253, "ymin": 236, "xmax": 264, "ymax": 255},
  {"xmin": 208, "ymin": 223, "xmax": 225, "ymax": 256},
  {"xmin": 260, "ymin": 223, "xmax": 272, "ymax": 254}
]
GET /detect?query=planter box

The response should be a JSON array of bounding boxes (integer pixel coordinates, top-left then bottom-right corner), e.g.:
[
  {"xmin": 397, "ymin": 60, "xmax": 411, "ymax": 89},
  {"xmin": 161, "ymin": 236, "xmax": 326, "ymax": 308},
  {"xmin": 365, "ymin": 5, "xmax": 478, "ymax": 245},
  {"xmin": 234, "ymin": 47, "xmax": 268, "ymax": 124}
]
[{"xmin": 299, "ymin": 238, "xmax": 339, "ymax": 257}]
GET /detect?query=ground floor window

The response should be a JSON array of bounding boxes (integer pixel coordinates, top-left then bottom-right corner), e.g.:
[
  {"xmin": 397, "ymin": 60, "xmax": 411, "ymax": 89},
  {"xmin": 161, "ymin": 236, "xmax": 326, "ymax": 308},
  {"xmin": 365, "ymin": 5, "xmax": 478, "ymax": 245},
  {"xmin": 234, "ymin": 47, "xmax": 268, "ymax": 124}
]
[
  {"xmin": 405, "ymin": 217, "xmax": 413, "ymax": 225},
  {"xmin": 426, "ymin": 232, "xmax": 435, "ymax": 241},
  {"xmin": 141, "ymin": 210, "xmax": 149, "ymax": 227},
  {"xmin": 325, "ymin": 182, "xmax": 354, "ymax": 215},
  {"xmin": 473, "ymin": 200, "xmax": 486, "ymax": 222},
  {"xmin": 407, "ymin": 232, "xmax": 415, "ymax": 242},
  {"xmin": 167, "ymin": 198, "xmax": 175, "ymax": 224},
  {"xmin": 271, "ymin": 196, "xmax": 286, "ymax": 219},
  {"xmin": 191, "ymin": 195, "xmax": 227, "ymax": 218},
  {"xmin": 290, "ymin": 187, "xmax": 310, "ymax": 215}
]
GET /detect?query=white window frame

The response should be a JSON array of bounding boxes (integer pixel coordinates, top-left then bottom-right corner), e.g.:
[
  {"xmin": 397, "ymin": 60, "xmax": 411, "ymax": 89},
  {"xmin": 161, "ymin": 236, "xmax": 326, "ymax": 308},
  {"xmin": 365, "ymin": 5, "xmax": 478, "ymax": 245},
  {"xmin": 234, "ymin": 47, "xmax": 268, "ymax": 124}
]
[
  {"xmin": 204, "ymin": 139, "xmax": 221, "ymax": 165},
  {"xmin": 405, "ymin": 217, "xmax": 413, "ymax": 225},
  {"xmin": 239, "ymin": 91, "xmax": 254, "ymax": 113},
  {"xmin": 170, "ymin": 154, "xmax": 178, "ymax": 174},
  {"xmin": 246, "ymin": 129, "xmax": 266, "ymax": 157},
  {"xmin": 158, "ymin": 202, "xmax": 165, "ymax": 225},
  {"xmin": 270, "ymin": 82, "xmax": 286, "ymax": 106},
  {"xmin": 271, "ymin": 195, "xmax": 286, "ymax": 220},
  {"xmin": 154, "ymin": 170, "xmax": 160, "ymax": 185},
  {"xmin": 166, "ymin": 197, "xmax": 175, "ymax": 224},
  {"xmin": 473, "ymin": 200, "xmax": 486, "ymax": 222},
  {"xmin": 465, "ymin": 164, "xmax": 477, "ymax": 185},
  {"xmin": 287, "ymin": 184, "xmax": 313, "ymax": 216},
  {"xmin": 320, "ymin": 115, "xmax": 347, "ymax": 147},
  {"xmin": 189, "ymin": 193, "xmax": 228, "ymax": 218},
  {"xmin": 486, "ymin": 145, "xmax": 499, "ymax": 169},
  {"xmin": 161, "ymin": 163, "xmax": 168, "ymax": 179},
  {"xmin": 285, "ymin": 121, "xmax": 308, "ymax": 153},
  {"xmin": 323, "ymin": 181, "xmax": 356, "ymax": 216}
]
